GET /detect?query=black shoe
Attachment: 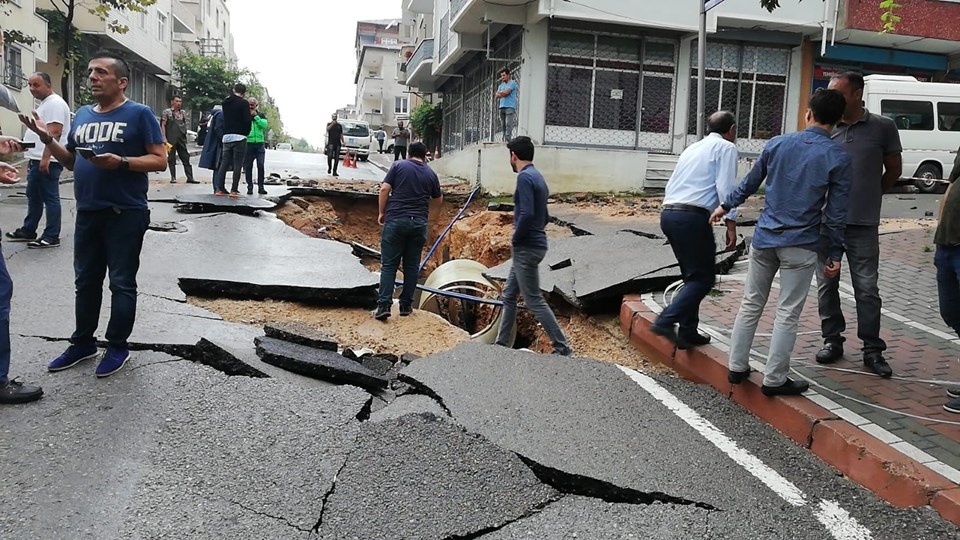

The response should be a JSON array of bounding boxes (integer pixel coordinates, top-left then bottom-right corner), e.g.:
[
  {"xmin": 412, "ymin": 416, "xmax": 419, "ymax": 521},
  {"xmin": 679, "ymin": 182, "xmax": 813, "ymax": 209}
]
[
  {"xmin": 651, "ymin": 323, "xmax": 691, "ymax": 349},
  {"xmin": 186, "ymin": 180, "xmax": 200, "ymax": 184},
  {"xmin": 728, "ymin": 369, "xmax": 751, "ymax": 384},
  {"xmin": 327, "ymin": 168, "xmax": 332, "ymax": 174},
  {"xmin": 4, "ymin": 229, "xmax": 35, "ymax": 242},
  {"xmin": 947, "ymin": 387, "xmax": 960, "ymax": 399},
  {"xmin": 863, "ymin": 353, "xmax": 893, "ymax": 378},
  {"xmin": 399, "ymin": 304, "xmax": 413, "ymax": 316},
  {"xmin": 258, "ymin": 189, "xmax": 268, "ymax": 195},
  {"xmin": 332, "ymin": 172, "xmax": 339, "ymax": 177},
  {"xmin": 761, "ymin": 378, "xmax": 809, "ymax": 396},
  {"xmin": 170, "ymin": 179, "xmax": 177, "ymax": 183},
  {"xmin": 374, "ymin": 304, "xmax": 391, "ymax": 321},
  {"xmin": 0, "ymin": 378, "xmax": 43, "ymax": 404},
  {"xmin": 247, "ymin": 189, "xmax": 254, "ymax": 195},
  {"xmin": 815, "ymin": 342, "xmax": 843, "ymax": 364},
  {"xmin": 945, "ymin": 397, "xmax": 960, "ymax": 414},
  {"xmin": 678, "ymin": 331, "xmax": 711, "ymax": 349},
  {"xmin": 27, "ymin": 238, "xmax": 60, "ymax": 249}
]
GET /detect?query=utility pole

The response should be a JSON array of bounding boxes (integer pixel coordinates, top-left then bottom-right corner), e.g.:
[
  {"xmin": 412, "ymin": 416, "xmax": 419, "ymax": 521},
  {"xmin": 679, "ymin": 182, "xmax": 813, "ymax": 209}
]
[{"xmin": 697, "ymin": 0, "xmax": 707, "ymax": 139}]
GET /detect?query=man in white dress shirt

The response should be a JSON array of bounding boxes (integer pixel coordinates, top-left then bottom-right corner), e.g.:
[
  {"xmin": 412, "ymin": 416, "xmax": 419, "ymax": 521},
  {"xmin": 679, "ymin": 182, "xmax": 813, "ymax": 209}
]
[{"xmin": 650, "ymin": 111, "xmax": 739, "ymax": 349}]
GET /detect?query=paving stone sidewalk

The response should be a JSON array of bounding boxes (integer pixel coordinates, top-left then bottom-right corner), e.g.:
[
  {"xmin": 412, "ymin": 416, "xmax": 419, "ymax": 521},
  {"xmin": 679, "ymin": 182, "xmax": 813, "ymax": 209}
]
[{"xmin": 688, "ymin": 227, "xmax": 960, "ymax": 475}]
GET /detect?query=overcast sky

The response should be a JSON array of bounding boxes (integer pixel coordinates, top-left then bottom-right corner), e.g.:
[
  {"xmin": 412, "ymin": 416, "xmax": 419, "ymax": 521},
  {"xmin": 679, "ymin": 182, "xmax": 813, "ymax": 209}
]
[{"xmin": 230, "ymin": 0, "xmax": 401, "ymax": 147}]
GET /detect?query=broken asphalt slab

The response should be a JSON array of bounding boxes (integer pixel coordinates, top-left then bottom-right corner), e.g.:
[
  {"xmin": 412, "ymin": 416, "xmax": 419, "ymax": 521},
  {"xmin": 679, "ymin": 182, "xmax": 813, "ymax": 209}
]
[
  {"xmin": 264, "ymin": 322, "xmax": 338, "ymax": 351},
  {"xmin": 147, "ymin": 183, "xmax": 291, "ymax": 203},
  {"xmin": 315, "ymin": 413, "xmax": 560, "ymax": 539},
  {"xmin": 174, "ymin": 193, "xmax": 280, "ymax": 215},
  {"xmin": 255, "ymin": 336, "xmax": 388, "ymax": 390}
]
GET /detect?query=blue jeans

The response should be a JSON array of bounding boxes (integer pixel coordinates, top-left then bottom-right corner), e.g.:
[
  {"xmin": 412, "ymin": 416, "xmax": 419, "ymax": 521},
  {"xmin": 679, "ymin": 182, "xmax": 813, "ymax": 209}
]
[
  {"xmin": 214, "ymin": 139, "xmax": 246, "ymax": 193},
  {"xmin": 0, "ymin": 241, "xmax": 11, "ymax": 384},
  {"xmin": 71, "ymin": 208, "xmax": 150, "ymax": 350},
  {"xmin": 495, "ymin": 245, "xmax": 571, "ymax": 354},
  {"xmin": 244, "ymin": 142, "xmax": 266, "ymax": 190},
  {"xmin": 654, "ymin": 208, "xmax": 716, "ymax": 338},
  {"xmin": 936, "ymin": 245, "xmax": 960, "ymax": 338},
  {"xmin": 22, "ymin": 161, "xmax": 63, "ymax": 241},
  {"xmin": 378, "ymin": 217, "xmax": 428, "ymax": 307}
]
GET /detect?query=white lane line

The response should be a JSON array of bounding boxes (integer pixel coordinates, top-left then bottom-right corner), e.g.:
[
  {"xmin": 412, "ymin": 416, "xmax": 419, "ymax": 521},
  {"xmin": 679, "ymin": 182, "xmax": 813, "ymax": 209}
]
[{"xmin": 618, "ymin": 366, "xmax": 873, "ymax": 540}]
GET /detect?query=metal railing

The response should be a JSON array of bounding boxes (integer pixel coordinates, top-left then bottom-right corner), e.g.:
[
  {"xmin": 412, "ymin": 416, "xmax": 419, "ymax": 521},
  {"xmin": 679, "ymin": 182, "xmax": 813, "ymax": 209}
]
[
  {"xmin": 451, "ymin": 0, "xmax": 470, "ymax": 20},
  {"xmin": 2, "ymin": 67, "xmax": 25, "ymax": 90},
  {"xmin": 407, "ymin": 38, "xmax": 435, "ymax": 79},
  {"xmin": 438, "ymin": 13, "xmax": 450, "ymax": 62}
]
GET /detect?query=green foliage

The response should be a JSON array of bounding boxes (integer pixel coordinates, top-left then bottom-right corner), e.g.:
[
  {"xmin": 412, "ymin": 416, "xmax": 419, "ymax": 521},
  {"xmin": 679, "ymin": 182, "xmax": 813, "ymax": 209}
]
[
  {"xmin": 292, "ymin": 138, "xmax": 320, "ymax": 153},
  {"xmin": 409, "ymin": 101, "xmax": 442, "ymax": 153},
  {"xmin": 174, "ymin": 51, "xmax": 243, "ymax": 113},
  {"xmin": 879, "ymin": 0, "xmax": 903, "ymax": 33},
  {"xmin": 240, "ymin": 72, "xmax": 287, "ymax": 143}
]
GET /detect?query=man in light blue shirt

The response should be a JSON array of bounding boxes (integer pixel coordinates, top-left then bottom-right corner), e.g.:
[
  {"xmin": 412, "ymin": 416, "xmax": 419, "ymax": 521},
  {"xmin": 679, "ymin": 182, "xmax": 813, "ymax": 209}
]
[
  {"xmin": 495, "ymin": 68, "xmax": 518, "ymax": 141},
  {"xmin": 651, "ymin": 111, "xmax": 739, "ymax": 350}
]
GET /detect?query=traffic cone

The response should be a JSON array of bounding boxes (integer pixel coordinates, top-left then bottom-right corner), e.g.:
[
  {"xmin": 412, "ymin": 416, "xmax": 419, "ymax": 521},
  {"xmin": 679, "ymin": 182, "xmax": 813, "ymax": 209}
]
[{"xmin": 343, "ymin": 149, "xmax": 357, "ymax": 168}]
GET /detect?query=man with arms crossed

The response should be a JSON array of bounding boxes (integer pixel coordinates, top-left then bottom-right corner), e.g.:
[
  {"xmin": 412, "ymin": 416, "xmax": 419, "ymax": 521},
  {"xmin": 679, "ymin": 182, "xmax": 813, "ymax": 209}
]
[
  {"xmin": 392, "ymin": 121, "xmax": 410, "ymax": 162},
  {"xmin": 711, "ymin": 89, "xmax": 852, "ymax": 396},
  {"xmin": 6, "ymin": 72, "xmax": 71, "ymax": 249},
  {"xmin": 651, "ymin": 110, "xmax": 739, "ymax": 349},
  {"xmin": 494, "ymin": 136, "xmax": 572, "ymax": 356},
  {"xmin": 375, "ymin": 142, "xmax": 442, "ymax": 320},
  {"xmin": 495, "ymin": 68, "xmax": 519, "ymax": 142},
  {"xmin": 21, "ymin": 50, "xmax": 167, "ymax": 378},
  {"xmin": 816, "ymin": 72, "xmax": 902, "ymax": 378}
]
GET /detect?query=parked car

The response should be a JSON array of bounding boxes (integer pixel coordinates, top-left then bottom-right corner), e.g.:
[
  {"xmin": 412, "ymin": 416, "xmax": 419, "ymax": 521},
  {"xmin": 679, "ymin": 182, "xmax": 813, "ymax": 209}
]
[{"xmin": 276, "ymin": 142, "xmax": 293, "ymax": 151}]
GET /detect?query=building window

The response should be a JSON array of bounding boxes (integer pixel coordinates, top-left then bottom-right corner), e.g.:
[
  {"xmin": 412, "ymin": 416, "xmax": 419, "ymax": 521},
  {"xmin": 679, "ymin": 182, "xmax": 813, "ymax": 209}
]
[
  {"xmin": 2, "ymin": 45, "xmax": 24, "ymax": 89},
  {"xmin": 157, "ymin": 12, "xmax": 167, "ymax": 43},
  {"xmin": 139, "ymin": 8, "xmax": 146, "ymax": 28},
  {"xmin": 395, "ymin": 96, "xmax": 409, "ymax": 115}
]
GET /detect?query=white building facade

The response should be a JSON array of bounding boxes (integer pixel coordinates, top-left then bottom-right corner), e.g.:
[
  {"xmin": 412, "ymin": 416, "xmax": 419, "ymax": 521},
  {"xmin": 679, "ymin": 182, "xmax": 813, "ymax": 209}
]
[
  {"xmin": 1, "ymin": 0, "xmax": 49, "ymax": 138},
  {"xmin": 355, "ymin": 20, "xmax": 415, "ymax": 132}
]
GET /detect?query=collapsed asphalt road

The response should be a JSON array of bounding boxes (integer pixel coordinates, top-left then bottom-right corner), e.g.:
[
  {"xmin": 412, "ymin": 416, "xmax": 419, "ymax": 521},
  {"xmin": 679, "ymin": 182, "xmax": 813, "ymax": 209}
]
[{"xmin": 0, "ymin": 183, "xmax": 957, "ymax": 539}]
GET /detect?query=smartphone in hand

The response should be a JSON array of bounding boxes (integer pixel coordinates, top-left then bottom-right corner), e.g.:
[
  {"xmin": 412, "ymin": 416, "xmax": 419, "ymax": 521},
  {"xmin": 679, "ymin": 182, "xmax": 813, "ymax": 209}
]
[
  {"xmin": 17, "ymin": 140, "xmax": 36, "ymax": 149},
  {"xmin": 76, "ymin": 147, "xmax": 97, "ymax": 159}
]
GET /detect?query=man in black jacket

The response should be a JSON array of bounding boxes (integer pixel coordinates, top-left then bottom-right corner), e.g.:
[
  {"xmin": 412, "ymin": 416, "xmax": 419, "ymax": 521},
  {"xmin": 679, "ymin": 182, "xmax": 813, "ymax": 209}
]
[{"xmin": 214, "ymin": 83, "xmax": 251, "ymax": 197}]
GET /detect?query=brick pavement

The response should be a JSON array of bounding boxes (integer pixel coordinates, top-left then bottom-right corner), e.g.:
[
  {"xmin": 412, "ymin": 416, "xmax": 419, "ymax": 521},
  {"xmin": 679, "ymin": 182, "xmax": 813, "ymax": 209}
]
[{"xmin": 693, "ymin": 227, "xmax": 960, "ymax": 473}]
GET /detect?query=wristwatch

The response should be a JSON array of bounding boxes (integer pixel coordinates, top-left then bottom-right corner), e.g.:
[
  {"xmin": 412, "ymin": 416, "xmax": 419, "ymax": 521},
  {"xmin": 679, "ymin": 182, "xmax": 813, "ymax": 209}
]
[
  {"xmin": 40, "ymin": 134, "xmax": 53, "ymax": 145},
  {"xmin": 118, "ymin": 157, "xmax": 130, "ymax": 171},
  {"xmin": 720, "ymin": 203, "xmax": 732, "ymax": 212}
]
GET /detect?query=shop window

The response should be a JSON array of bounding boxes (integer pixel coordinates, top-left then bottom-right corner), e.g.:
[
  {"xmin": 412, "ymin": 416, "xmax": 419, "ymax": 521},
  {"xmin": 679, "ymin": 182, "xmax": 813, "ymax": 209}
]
[{"xmin": 881, "ymin": 100, "xmax": 934, "ymax": 131}]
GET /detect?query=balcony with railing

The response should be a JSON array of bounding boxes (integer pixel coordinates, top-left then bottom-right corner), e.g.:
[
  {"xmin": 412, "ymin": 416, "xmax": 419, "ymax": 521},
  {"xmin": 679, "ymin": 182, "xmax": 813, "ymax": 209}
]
[
  {"xmin": 405, "ymin": 38, "xmax": 435, "ymax": 89},
  {"xmin": 404, "ymin": 0, "xmax": 433, "ymax": 14}
]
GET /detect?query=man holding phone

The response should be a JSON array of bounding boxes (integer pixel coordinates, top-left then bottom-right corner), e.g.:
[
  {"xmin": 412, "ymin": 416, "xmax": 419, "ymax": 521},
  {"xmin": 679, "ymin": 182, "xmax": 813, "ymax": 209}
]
[
  {"xmin": 6, "ymin": 72, "xmax": 71, "ymax": 249},
  {"xmin": 20, "ymin": 50, "xmax": 167, "ymax": 379}
]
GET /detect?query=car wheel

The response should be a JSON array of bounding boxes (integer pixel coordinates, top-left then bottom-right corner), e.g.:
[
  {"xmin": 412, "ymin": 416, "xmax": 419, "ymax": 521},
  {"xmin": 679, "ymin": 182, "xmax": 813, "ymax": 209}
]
[
  {"xmin": 387, "ymin": 145, "xmax": 394, "ymax": 154},
  {"xmin": 359, "ymin": 155, "xmax": 368, "ymax": 162},
  {"xmin": 914, "ymin": 163, "xmax": 944, "ymax": 194}
]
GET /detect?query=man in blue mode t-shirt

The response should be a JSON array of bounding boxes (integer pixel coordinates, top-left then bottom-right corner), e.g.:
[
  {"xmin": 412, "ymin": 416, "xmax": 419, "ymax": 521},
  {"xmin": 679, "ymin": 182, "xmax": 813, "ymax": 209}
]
[{"xmin": 21, "ymin": 50, "xmax": 167, "ymax": 379}]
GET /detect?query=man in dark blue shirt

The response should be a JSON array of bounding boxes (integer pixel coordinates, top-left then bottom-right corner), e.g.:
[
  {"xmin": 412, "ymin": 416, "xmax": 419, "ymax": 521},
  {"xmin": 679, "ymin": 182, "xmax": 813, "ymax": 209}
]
[
  {"xmin": 375, "ymin": 142, "xmax": 442, "ymax": 320},
  {"xmin": 21, "ymin": 50, "xmax": 167, "ymax": 378},
  {"xmin": 710, "ymin": 89, "xmax": 852, "ymax": 396},
  {"xmin": 494, "ymin": 136, "xmax": 572, "ymax": 356}
]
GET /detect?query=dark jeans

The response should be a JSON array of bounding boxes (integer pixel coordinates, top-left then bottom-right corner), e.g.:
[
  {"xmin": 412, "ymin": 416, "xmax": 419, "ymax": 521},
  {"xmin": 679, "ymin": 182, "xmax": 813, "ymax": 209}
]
[
  {"xmin": 378, "ymin": 217, "xmax": 427, "ymax": 307},
  {"xmin": 215, "ymin": 139, "xmax": 246, "ymax": 193},
  {"xmin": 394, "ymin": 145, "xmax": 407, "ymax": 161},
  {"xmin": 0, "ymin": 241, "xmax": 11, "ymax": 384},
  {"xmin": 816, "ymin": 225, "xmax": 885, "ymax": 354},
  {"xmin": 654, "ymin": 208, "xmax": 716, "ymax": 337},
  {"xmin": 377, "ymin": 139, "xmax": 384, "ymax": 152},
  {"xmin": 244, "ymin": 142, "xmax": 266, "ymax": 191},
  {"xmin": 23, "ymin": 160, "xmax": 63, "ymax": 241},
  {"xmin": 494, "ymin": 245, "xmax": 571, "ymax": 354},
  {"xmin": 327, "ymin": 143, "xmax": 341, "ymax": 175},
  {"xmin": 71, "ymin": 208, "xmax": 150, "ymax": 350},
  {"xmin": 167, "ymin": 139, "xmax": 194, "ymax": 182},
  {"xmin": 936, "ymin": 245, "xmax": 960, "ymax": 338}
]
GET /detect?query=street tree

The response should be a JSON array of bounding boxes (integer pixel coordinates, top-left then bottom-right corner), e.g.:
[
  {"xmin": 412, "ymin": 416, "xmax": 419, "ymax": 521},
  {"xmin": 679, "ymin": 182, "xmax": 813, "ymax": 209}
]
[
  {"xmin": 173, "ymin": 50, "xmax": 243, "ymax": 115},
  {"xmin": 240, "ymin": 72, "xmax": 288, "ymax": 144},
  {"xmin": 759, "ymin": 0, "xmax": 902, "ymax": 33}
]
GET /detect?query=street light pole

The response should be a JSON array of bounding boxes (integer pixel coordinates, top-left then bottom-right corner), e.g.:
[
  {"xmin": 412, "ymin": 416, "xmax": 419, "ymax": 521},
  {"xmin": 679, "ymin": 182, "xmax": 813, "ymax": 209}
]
[{"xmin": 696, "ymin": 0, "xmax": 707, "ymax": 139}]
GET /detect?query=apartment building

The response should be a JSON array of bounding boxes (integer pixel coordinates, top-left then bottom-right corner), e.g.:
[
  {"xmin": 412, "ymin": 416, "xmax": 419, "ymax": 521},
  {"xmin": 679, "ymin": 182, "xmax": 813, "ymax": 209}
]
[
  {"xmin": 354, "ymin": 19, "xmax": 415, "ymax": 132},
  {"xmin": 173, "ymin": 0, "xmax": 238, "ymax": 61},
  {"xmin": 0, "ymin": 0, "xmax": 49, "ymax": 138}
]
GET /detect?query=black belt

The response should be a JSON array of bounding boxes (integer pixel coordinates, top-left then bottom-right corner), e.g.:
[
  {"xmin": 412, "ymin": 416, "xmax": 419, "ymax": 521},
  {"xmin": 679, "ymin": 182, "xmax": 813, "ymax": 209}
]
[{"xmin": 663, "ymin": 203, "xmax": 709, "ymax": 216}]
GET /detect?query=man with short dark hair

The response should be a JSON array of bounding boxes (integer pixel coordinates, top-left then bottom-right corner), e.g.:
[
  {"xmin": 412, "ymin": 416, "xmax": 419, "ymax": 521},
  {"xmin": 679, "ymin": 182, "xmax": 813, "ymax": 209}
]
[
  {"xmin": 495, "ymin": 68, "xmax": 518, "ymax": 141},
  {"xmin": 214, "ymin": 83, "xmax": 251, "ymax": 197},
  {"xmin": 327, "ymin": 114, "xmax": 344, "ymax": 177},
  {"xmin": 710, "ymin": 89, "xmax": 852, "ymax": 396},
  {"xmin": 161, "ymin": 96, "xmax": 197, "ymax": 185},
  {"xmin": 815, "ymin": 72, "xmax": 902, "ymax": 378},
  {"xmin": 494, "ymin": 136, "xmax": 572, "ymax": 356},
  {"xmin": 651, "ymin": 110, "xmax": 739, "ymax": 349},
  {"xmin": 392, "ymin": 121, "xmax": 410, "ymax": 161},
  {"xmin": 375, "ymin": 141, "xmax": 442, "ymax": 320},
  {"xmin": 20, "ymin": 50, "xmax": 167, "ymax": 378},
  {"xmin": 6, "ymin": 72, "xmax": 71, "ymax": 249}
]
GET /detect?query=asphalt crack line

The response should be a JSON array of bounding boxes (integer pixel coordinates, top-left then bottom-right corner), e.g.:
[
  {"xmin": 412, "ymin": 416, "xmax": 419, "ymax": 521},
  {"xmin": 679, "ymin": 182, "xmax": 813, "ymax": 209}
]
[
  {"xmin": 307, "ymin": 433, "xmax": 360, "ymax": 539},
  {"xmin": 441, "ymin": 494, "xmax": 567, "ymax": 540},
  {"xmin": 395, "ymin": 373, "xmax": 454, "ymax": 416},
  {"xmin": 192, "ymin": 490, "xmax": 310, "ymax": 533}
]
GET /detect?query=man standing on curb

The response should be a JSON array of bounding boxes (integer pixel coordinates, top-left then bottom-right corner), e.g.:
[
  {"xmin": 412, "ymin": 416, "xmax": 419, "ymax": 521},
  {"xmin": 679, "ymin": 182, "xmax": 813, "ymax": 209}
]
[
  {"xmin": 214, "ymin": 83, "xmax": 251, "ymax": 197},
  {"xmin": 495, "ymin": 68, "xmax": 518, "ymax": 142},
  {"xmin": 327, "ymin": 114, "xmax": 344, "ymax": 178},
  {"xmin": 161, "ymin": 96, "xmax": 197, "ymax": 185},
  {"xmin": 935, "ymin": 148, "xmax": 960, "ymax": 414},
  {"xmin": 0, "ymin": 136, "xmax": 43, "ymax": 404},
  {"xmin": 816, "ymin": 72, "xmax": 902, "ymax": 378},
  {"xmin": 710, "ymin": 89, "xmax": 851, "ymax": 396},
  {"xmin": 6, "ymin": 72, "xmax": 70, "ymax": 249},
  {"xmin": 375, "ymin": 142, "xmax": 442, "ymax": 321},
  {"xmin": 243, "ymin": 97, "xmax": 268, "ymax": 195},
  {"xmin": 392, "ymin": 121, "xmax": 410, "ymax": 162},
  {"xmin": 20, "ymin": 50, "xmax": 167, "ymax": 379},
  {"xmin": 651, "ymin": 110, "xmax": 739, "ymax": 350},
  {"xmin": 494, "ymin": 136, "xmax": 573, "ymax": 356}
]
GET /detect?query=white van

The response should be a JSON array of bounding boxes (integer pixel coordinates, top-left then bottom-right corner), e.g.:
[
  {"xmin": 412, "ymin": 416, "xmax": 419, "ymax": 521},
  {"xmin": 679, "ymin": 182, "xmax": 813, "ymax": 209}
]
[
  {"xmin": 326, "ymin": 120, "xmax": 376, "ymax": 161},
  {"xmin": 862, "ymin": 75, "xmax": 960, "ymax": 193}
]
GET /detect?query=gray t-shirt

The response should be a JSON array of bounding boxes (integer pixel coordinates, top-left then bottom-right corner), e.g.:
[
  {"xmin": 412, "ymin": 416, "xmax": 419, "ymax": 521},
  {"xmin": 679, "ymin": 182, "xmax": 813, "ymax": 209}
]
[{"xmin": 830, "ymin": 110, "xmax": 902, "ymax": 226}]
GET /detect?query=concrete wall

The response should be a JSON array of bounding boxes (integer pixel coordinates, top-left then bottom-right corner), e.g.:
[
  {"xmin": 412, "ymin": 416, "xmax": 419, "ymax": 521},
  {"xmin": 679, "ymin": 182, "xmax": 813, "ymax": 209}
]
[
  {"xmin": 430, "ymin": 144, "xmax": 480, "ymax": 184},
  {"xmin": 519, "ymin": 19, "xmax": 548, "ymax": 143}
]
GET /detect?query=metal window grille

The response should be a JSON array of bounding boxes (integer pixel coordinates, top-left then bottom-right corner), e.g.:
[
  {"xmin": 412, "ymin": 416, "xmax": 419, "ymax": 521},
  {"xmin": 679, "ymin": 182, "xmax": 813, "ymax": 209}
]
[
  {"xmin": 438, "ymin": 12, "xmax": 450, "ymax": 62},
  {"xmin": 451, "ymin": 0, "xmax": 469, "ymax": 19},
  {"xmin": 688, "ymin": 42, "xmax": 791, "ymax": 154},
  {"xmin": 2, "ymin": 45, "xmax": 25, "ymax": 90},
  {"xmin": 545, "ymin": 27, "xmax": 678, "ymax": 152}
]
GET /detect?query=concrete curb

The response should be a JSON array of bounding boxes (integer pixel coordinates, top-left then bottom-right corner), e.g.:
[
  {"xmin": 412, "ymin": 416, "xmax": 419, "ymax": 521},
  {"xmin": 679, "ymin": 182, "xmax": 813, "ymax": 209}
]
[{"xmin": 620, "ymin": 294, "xmax": 960, "ymax": 525}]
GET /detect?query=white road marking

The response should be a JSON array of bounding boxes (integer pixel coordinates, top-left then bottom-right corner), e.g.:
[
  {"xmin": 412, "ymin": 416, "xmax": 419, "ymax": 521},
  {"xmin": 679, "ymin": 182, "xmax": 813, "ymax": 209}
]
[{"xmin": 618, "ymin": 366, "xmax": 873, "ymax": 540}]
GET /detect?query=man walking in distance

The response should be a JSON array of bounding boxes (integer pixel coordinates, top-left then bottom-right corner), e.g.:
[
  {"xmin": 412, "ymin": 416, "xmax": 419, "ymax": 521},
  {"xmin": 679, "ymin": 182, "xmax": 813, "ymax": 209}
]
[
  {"xmin": 326, "ymin": 114, "xmax": 344, "ymax": 177},
  {"xmin": 5, "ymin": 72, "xmax": 71, "ymax": 249},
  {"xmin": 392, "ymin": 121, "xmax": 410, "ymax": 161},
  {"xmin": 495, "ymin": 68, "xmax": 519, "ymax": 142},
  {"xmin": 375, "ymin": 142, "xmax": 442, "ymax": 320},
  {"xmin": 0, "ymin": 136, "xmax": 43, "ymax": 403},
  {"xmin": 815, "ymin": 72, "xmax": 902, "ymax": 378},
  {"xmin": 651, "ymin": 111, "xmax": 739, "ymax": 349},
  {"xmin": 374, "ymin": 127, "xmax": 387, "ymax": 153},
  {"xmin": 494, "ymin": 136, "xmax": 573, "ymax": 356},
  {"xmin": 710, "ymin": 89, "xmax": 852, "ymax": 396},
  {"xmin": 244, "ymin": 97, "xmax": 268, "ymax": 195},
  {"xmin": 936, "ymin": 151, "xmax": 960, "ymax": 413},
  {"xmin": 20, "ymin": 50, "xmax": 167, "ymax": 378},
  {"xmin": 214, "ymin": 83, "xmax": 251, "ymax": 197},
  {"xmin": 161, "ymin": 96, "xmax": 197, "ymax": 185}
]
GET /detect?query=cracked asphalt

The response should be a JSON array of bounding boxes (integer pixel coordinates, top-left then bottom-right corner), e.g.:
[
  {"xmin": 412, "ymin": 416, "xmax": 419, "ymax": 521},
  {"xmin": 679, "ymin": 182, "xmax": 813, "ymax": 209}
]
[{"xmin": 0, "ymin": 156, "xmax": 957, "ymax": 539}]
